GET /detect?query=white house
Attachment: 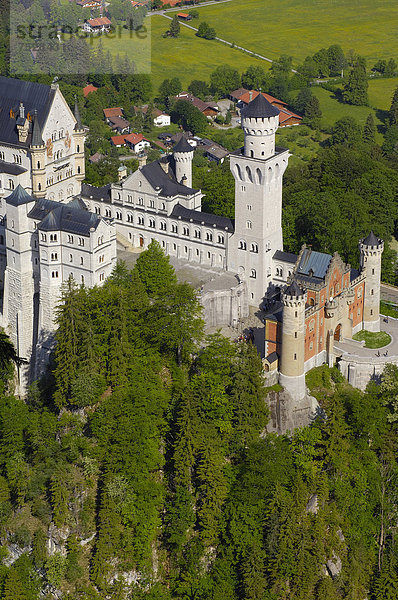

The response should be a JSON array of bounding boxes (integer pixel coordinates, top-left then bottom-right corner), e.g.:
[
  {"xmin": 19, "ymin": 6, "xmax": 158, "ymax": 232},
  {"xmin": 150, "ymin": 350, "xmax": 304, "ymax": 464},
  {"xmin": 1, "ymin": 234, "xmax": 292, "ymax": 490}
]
[
  {"xmin": 83, "ymin": 17, "xmax": 112, "ymax": 34},
  {"xmin": 153, "ymin": 109, "xmax": 171, "ymax": 127}
]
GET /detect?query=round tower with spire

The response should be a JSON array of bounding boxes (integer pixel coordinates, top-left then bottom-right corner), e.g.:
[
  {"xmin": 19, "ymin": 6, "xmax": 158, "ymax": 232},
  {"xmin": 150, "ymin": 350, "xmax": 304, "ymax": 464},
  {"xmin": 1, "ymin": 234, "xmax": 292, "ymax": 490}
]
[
  {"xmin": 173, "ymin": 136, "xmax": 194, "ymax": 187},
  {"xmin": 359, "ymin": 231, "xmax": 384, "ymax": 332},
  {"xmin": 241, "ymin": 91, "xmax": 280, "ymax": 160},
  {"xmin": 30, "ymin": 111, "xmax": 47, "ymax": 198},
  {"xmin": 279, "ymin": 280, "xmax": 307, "ymax": 401}
]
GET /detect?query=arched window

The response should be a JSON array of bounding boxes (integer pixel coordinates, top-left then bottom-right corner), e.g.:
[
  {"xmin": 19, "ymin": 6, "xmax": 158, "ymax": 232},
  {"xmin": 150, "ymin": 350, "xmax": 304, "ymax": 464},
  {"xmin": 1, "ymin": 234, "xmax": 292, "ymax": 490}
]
[
  {"xmin": 77, "ymin": 144, "xmax": 80, "ymax": 153},
  {"xmin": 246, "ymin": 220, "xmax": 252, "ymax": 230},
  {"xmin": 239, "ymin": 240, "xmax": 247, "ymax": 250},
  {"xmin": 206, "ymin": 231, "xmax": 213, "ymax": 242},
  {"xmin": 95, "ymin": 206, "xmax": 100, "ymax": 215},
  {"xmin": 127, "ymin": 213, "xmax": 133, "ymax": 223},
  {"xmin": 256, "ymin": 168, "xmax": 262, "ymax": 184},
  {"xmin": 160, "ymin": 221, "xmax": 167, "ymax": 231},
  {"xmin": 194, "ymin": 229, "xmax": 201, "ymax": 239},
  {"xmin": 217, "ymin": 235, "xmax": 224, "ymax": 244},
  {"xmin": 250, "ymin": 242, "xmax": 258, "ymax": 253},
  {"xmin": 235, "ymin": 164, "xmax": 243, "ymax": 180},
  {"xmin": 250, "ymin": 269, "xmax": 256, "ymax": 279},
  {"xmin": 171, "ymin": 223, "xmax": 178, "ymax": 233},
  {"xmin": 149, "ymin": 218, "xmax": 155, "ymax": 228},
  {"xmin": 138, "ymin": 215, "xmax": 144, "ymax": 225},
  {"xmin": 245, "ymin": 166, "xmax": 253, "ymax": 182},
  {"xmin": 183, "ymin": 226, "xmax": 189, "ymax": 236}
]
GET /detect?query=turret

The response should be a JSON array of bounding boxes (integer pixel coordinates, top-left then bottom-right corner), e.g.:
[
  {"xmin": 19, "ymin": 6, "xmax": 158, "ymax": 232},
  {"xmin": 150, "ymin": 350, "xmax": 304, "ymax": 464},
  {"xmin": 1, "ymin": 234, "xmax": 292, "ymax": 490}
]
[
  {"xmin": 30, "ymin": 111, "xmax": 46, "ymax": 198},
  {"xmin": 241, "ymin": 92, "xmax": 280, "ymax": 160},
  {"xmin": 279, "ymin": 280, "xmax": 307, "ymax": 400},
  {"xmin": 359, "ymin": 231, "xmax": 384, "ymax": 332},
  {"xmin": 173, "ymin": 136, "xmax": 194, "ymax": 187},
  {"xmin": 73, "ymin": 97, "xmax": 86, "ymax": 183}
]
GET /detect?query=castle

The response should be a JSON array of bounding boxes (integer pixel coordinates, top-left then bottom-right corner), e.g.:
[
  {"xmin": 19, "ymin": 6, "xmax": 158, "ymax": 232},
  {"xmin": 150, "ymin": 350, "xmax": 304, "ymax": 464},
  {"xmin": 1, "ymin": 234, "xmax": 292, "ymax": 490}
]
[{"xmin": 0, "ymin": 76, "xmax": 383, "ymax": 398}]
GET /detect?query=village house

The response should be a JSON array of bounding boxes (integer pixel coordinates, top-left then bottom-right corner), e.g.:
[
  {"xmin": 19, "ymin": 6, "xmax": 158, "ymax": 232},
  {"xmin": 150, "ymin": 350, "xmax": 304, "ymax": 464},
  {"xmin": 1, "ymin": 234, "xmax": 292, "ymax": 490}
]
[
  {"xmin": 233, "ymin": 89, "xmax": 302, "ymax": 127},
  {"xmin": 108, "ymin": 116, "xmax": 130, "ymax": 134},
  {"xmin": 83, "ymin": 84, "xmax": 98, "ymax": 98},
  {"xmin": 174, "ymin": 92, "xmax": 219, "ymax": 118},
  {"xmin": 83, "ymin": 16, "xmax": 112, "ymax": 33},
  {"xmin": 103, "ymin": 107, "xmax": 124, "ymax": 123}
]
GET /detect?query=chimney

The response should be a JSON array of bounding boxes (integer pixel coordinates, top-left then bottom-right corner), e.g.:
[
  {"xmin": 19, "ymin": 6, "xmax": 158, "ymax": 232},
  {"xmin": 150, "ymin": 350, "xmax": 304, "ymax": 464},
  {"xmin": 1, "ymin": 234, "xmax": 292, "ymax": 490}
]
[
  {"xmin": 19, "ymin": 102, "xmax": 25, "ymax": 120},
  {"xmin": 160, "ymin": 155, "xmax": 169, "ymax": 174},
  {"xmin": 249, "ymin": 91, "xmax": 253, "ymax": 102}
]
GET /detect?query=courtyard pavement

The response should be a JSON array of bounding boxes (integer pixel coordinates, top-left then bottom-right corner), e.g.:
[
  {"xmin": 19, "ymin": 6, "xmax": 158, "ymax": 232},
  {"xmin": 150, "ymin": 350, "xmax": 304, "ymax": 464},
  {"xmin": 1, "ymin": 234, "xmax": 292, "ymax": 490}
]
[{"xmin": 334, "ymin": 317, "xmax": 398, "ymax": 359}]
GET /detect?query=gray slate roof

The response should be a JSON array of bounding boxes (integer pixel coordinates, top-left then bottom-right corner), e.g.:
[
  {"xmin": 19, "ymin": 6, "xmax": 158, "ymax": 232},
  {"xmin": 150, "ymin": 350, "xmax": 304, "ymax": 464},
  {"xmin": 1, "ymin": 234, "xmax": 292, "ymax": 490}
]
[
  {"xmin": 28, "ymin": 196, "xmax": 100, "ymax": 236},
  {"xmin": 37, "ymin": 204, "xmax": 100, "ymax": 236},
  {"xmin": 171, "ymin": 203, "xmax": 234, "ymax": 231},
  {"xmin": 141, "ymin": 158, "xmax": 198, "ymax": 197},
  {"xmin": 0, "ymin": 77, "xmax": 55, "ymax": 147},
  {"xmin": 241, "ymin": 93, "xmax": 280, "ymax": 119},
  {"xmin": 297, "ymin": 248, "xmax": 332, "ymax": 280},
  {"xmin": 362, "ymin": 231, "xmax": 380, "ymax": 246},
  {"xmin": 284, "ymin": 280, "xmax": 304, "ymax": 297},
  {"xmin": 273, "ymin": 249, "xmax": 298, "ymax": 264},
  {"xmin": 173, "ymin": 136, "xmax": 194, "ymax": 153},
  {"xmin": 5, "ymin": 184, "xmax": 35, "ymax": 206},
  {"xmin": 81, "ymin": 183, "xmax": 112, "ymax": 201},
  {"xmin": 0, "ymin": 160, "xmax": 27, "ymax": 176},
  {"xmin": 31, "ymin": 112, "xmax": 44, "ymax": 146}
]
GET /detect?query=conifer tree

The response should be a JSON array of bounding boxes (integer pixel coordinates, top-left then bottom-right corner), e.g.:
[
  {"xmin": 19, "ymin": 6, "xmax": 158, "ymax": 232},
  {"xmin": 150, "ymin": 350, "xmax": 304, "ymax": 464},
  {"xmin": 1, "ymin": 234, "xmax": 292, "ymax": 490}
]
[
  {"xmin": 3, "ymin": 569, "xmax": 28, "ymax": 600},
  {"xmin": 343, "ymin": 57, "xmax": 368, "ymax": 105},
  {"xmin": 303, "ymin": 94, "xmax": 322, "ymax": 128},
  {"xmin": 389, "ymin": 86, "xmax": 398, "ymax": 126},
  {"xmin": 134, "ymin": 240, "xmax": 177, "ymax": 297},
  {"xmin": 363, "ymin": 113, "xmax": 376, "ymax": 145},
  {"xmin": 169, "ymin": 14, "xmax": 180, "ymax": 37}
]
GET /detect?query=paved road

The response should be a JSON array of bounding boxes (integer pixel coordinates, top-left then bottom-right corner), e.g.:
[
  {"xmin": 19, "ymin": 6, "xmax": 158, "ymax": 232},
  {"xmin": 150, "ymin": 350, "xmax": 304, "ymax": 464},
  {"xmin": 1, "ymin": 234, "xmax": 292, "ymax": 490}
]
[
  {"xmin": 381, "ymin": 283, "xmax": 398, "ymax": 305},
  {"xmin": 151, "ymin": 11, "xmax": 298, "ymax": 73}
]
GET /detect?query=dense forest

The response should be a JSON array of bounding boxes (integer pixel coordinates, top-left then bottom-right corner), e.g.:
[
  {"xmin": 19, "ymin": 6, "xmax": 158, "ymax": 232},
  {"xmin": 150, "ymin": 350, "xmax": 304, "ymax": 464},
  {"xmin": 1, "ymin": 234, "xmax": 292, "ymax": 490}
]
[{"xmin": 0, "ymin": 242, "xmax": 396, "ymax": 599}]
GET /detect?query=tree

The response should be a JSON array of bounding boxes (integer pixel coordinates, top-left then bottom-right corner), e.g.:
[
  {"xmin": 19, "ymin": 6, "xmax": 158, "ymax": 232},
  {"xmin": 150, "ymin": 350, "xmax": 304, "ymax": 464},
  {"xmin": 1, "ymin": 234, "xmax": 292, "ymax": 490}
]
[
  {"xmin": 210, "ymin": 64, "xmax": 240, "ymax": 97},
  {"xmin": 343, "ymin": 57, "xmax": 368, "ymax": 105},
  {"xmin": 171, "ymin": 99, "xmax": 208, "ymax": 134},
  {"xmin": 3, "ymin": 569, "xmax": 29, "ymax": 600},
  {"xmin": 327, "ymin": 44, "xmax": 346, "ymax": 76},
  {"xmin": 312, "ymin": 47, "xmax": 330, "ymax": 78},
  {"xmin": 134, "ymin": 239, "xmax": 177, "ymax": 297},
  {"xmin": 241, "ymin": 65, "xmax": 267, "ymax": 90},
  {"xmin": 363, "ymin": 113, "xmax": 376, "ymax": 145},
  {"xmin": 189, "ymin": 9, "xmax": 199, "ymax": 17},
  {"xmin": 196, "ymin": 22, "xmax": 216, "ymax": 40},
  {"xmin": 294, "ymin": 87, "xmax": 312, "ymax": 114},
  {"xmin": 188, "ymin": 79, "xmax": 210, "ymax": 99},
  {"xmin": 303, "ymin": 94, "xmax": 322, "ymax": 128},
  {"xmin": 169, "ymin": 14, "xmax": 180, "ymax": 37},
  {"xmin": 385, "ymin": 58, "xmax": 397, "ymax": 77},
  {"xmin": 158, "ymin": 77, "xmax": 182, "ymax": 106},
  {"xmin": 330, "ymin": 116, "xmax": 362, "ymax": 147},
  {"xmin": 389, "ymin": 86, "xmax": 398, "ymax": 126}
]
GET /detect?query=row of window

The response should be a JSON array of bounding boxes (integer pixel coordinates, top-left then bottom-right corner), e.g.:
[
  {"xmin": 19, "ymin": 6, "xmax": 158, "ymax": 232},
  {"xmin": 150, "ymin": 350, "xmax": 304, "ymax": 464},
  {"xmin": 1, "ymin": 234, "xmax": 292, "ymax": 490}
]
[
  {"xmin": 51, "ymin": 130, "xmax": 64, "ymax": 141},
  {"xmin": 239, "ymin": 241, "xmax": 258, "ymax": 252}
]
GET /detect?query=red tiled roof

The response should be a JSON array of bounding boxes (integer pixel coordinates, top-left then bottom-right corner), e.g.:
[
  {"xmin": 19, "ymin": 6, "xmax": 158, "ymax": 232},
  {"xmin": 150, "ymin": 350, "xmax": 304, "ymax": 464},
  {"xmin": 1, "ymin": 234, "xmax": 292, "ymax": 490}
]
[
  {"xmin": 125, "ymin": 132, "xmax": 148, "ymax": 145},
  {"xmin": 103, "ymin": 107, "xmax": 123, "ymax": 118},
  {"xmin": 83, "ymin": 84, "xmax": 98, "ymax": 97},
  {"xmin": 160, "ymin": 0, "xmax": 181, "ymax": 6},
  {"xmin": 278, "ymin": 108, "xmax": 302, "ymax": 124},
  {"xmin": 178, "ymin": 12, "xmax": 189, "ymax": 17},
  {"xmin": 111, "ymin": 135, "xmax": 127, "ymax": 146},
  {"xmin": 239, "ymin": 90, "xmax": 288, "ymax": 107},
  {"xmin": 87, "ymin": 17, "xmax": 112, "ymax": 27}
]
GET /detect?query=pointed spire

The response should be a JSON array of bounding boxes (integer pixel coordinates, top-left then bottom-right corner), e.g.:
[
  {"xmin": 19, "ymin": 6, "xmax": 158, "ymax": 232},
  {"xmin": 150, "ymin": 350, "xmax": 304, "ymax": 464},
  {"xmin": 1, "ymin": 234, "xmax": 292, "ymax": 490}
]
[
  {"xmin": 31, "ymin": 110, "xmax": 44, "ymax": 147},
  {"xmin": 241, "ymin": 92, "xmax": 280, "ymax": 119},
  {"xmin": 362, "ymin": 230, "xmax": 380, "ymax": 247},
  {"xmin": 173, "ymin": 135, "xmax": 194, "ymax": 153},
  {"xmin": 284, "ymin": 280, "xmax": 304, "ymax": 298},
  {"xmin": 74, "ymin": 96, "xmax": 83, "ymax": 131}
]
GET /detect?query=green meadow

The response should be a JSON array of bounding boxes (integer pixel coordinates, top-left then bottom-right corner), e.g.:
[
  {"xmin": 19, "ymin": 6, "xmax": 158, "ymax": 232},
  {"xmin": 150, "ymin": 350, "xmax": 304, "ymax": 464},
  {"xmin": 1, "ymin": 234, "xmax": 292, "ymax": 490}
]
[
  {"xmin": 91, "ymin": 14, "xmax": 268, "ymax": 89},
  {"xmin": 187, "ymin": 0, "xmax": 398, "ymax": 67},
  {"xmin": 368, "ymin": 77, "xmax": 398, "ymax": 111}
]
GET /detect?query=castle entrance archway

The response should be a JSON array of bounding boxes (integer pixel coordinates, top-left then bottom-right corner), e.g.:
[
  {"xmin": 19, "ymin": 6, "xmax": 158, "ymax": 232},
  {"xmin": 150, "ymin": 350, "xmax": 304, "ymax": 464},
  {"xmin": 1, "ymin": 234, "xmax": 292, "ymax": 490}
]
[
  {"xmin": 334, "ymin": 324, "xmax": 342, "ymax": 341},
  {"xmin": 139, "ymin": 235, "xmax": 144, "ymax": 248}
]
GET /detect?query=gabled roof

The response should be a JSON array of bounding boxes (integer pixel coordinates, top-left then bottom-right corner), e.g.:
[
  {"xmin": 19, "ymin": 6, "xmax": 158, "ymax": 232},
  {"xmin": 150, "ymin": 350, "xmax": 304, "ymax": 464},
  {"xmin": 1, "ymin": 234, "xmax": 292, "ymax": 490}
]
[
  {"xmin": 103, "ymin": 107, "xmax": 123, "ymax": 118},
  {"xmin": 239, "ymin": 90, "xmax": 287, "ymax": 107},
  {"xmin": 86, "ymin": 17, "xmax": 111, "ymax": 26},
  {"xmin": 241, "ymin": 92, "xmax": 280, "ymax": 119},
  {"xmin": 5, "ymin": 184, "xmax": 35, "ymax": 206},
  {"xmin": 140, "ymin": 158, "xmax": 198, "ymax": 197},
  {"xmin": 111, "ymin": 134, "xmax": 127, "ymax": 146},
  {"xmin": 284, "ymin": 280, "xmax": 304, "ymax": 297},
  {"xmin": 83, "ymin": 84, "xmax": 98, "ymax": 97},
  {"xmin": 108, "ymin": 116, "xmax": 130, "ymax": 129},
  {"xmin": 297, "ymin": 248, "xmax": 332, "ymax": 280},
  {"xmin": 362, "ymin": 231, "xmax": 380, "ymax": 246},
  {"xmin": 171, "ymin": 203, "xmax": 234, "ymax": 231},
  {"xmin": 0, "ymin": 77, "xmax": 56, "ymax": 147},
  {"xmin": 125, "ymin": 132, "xmax": 148, "ymax": 146}
]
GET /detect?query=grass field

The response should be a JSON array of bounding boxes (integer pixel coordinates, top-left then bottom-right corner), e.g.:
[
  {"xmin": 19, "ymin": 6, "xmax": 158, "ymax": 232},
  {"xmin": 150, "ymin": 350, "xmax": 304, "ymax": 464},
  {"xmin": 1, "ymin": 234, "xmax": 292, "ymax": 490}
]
[
  {"xmin": 188, "ymin": 0, "xmax": 398, "ymax": 67},
  {"xmin": 91, "ymin": 14, "xmax": 268, "ymax": 89},
  {"xmin": 368, "ymin": 77, "xmax": 398, "ymax": 111}
]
